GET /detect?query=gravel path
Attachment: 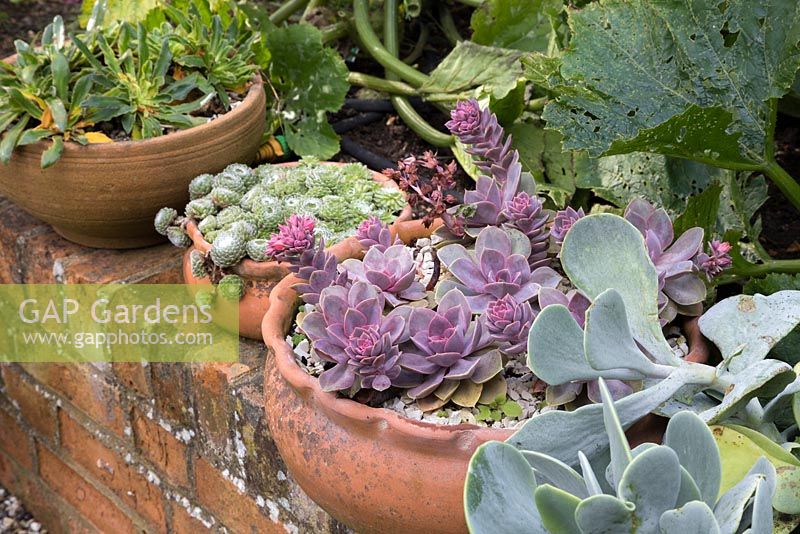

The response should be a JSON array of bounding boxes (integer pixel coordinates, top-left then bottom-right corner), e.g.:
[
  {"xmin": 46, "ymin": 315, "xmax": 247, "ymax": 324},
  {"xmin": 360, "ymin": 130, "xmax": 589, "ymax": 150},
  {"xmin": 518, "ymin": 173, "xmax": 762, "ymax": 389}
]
[{"xmin": 0, "ymin": 487, "xmax": 45, "ymax": 534}]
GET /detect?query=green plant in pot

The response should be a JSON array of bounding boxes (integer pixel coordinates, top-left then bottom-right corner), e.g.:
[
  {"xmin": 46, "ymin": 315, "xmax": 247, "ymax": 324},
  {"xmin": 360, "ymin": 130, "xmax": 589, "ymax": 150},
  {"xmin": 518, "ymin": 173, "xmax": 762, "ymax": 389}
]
[
  {"xmin": 256, "ymin": 101, "xmax": 737, "ymax": 533},
  {"xmin": 462, "ymin": 209, "xmax": 800, "ymax": 532},
  {"xmin": 157, "ymin": 160, "xmax": 410, "ymax": 339},
  {"xmin": 0, "ymin": 1, "xmax": 266, "ymax": 248}
]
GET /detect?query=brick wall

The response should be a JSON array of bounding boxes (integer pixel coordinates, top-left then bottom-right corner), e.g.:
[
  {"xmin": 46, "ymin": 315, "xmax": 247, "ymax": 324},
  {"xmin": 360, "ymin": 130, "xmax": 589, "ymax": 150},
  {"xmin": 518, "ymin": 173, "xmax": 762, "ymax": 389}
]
[{"xmin": 0, "ymin": 197, "xmax": 346, "ymax": 533}]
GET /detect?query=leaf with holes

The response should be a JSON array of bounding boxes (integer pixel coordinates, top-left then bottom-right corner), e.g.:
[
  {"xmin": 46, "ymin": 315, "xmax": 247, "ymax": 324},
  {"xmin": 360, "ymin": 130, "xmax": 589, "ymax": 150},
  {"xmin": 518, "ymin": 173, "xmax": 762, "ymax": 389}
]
[{"xmin": 525, "ymin": 0, "xmax": 800, "ymax": 171}]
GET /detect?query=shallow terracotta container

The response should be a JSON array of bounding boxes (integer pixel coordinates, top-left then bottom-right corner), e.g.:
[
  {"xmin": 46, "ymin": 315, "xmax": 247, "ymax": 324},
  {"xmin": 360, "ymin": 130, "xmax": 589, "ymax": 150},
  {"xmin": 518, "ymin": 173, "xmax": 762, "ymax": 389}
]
[
  {"xmin": 0, "ymin": 76, "xmax": 266, "ymax": 249},
  {"xmin": 183, "ymin": 162, "xmax": 412, "ymax": 340},
  {"xmin": 260, "ymin": 219, "xmax": 710, "ymax": 534}
]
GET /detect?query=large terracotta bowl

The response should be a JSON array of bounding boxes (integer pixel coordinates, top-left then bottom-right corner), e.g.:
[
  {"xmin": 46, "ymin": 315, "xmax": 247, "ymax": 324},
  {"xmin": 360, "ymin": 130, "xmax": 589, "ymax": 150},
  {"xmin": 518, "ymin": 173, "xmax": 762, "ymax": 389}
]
[
  {"xmin": 0, "ymin": 75, "xmax": 266, "ymax": 249},
  {"xmin": 183, "ymin": 162, "xmax": 413, "ymax": 340},
  {"xmin": 261, "ymin": 218, "xmax": 710, "ymax": 534}
]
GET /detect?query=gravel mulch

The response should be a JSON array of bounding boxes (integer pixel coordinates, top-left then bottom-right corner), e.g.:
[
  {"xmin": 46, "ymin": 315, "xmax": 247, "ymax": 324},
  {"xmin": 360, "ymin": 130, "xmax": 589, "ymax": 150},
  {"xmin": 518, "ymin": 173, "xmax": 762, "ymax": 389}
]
[{"xmin": 0, "ymin": 487, "xmax": 45, "ymax": 534}]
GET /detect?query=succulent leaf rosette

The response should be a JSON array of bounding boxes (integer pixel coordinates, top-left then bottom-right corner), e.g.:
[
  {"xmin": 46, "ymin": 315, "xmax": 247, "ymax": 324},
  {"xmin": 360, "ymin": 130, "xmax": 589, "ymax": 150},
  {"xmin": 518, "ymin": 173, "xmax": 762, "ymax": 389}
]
[
  {"xmin": 436, "ymin": 226, "xmax": 561, "ymax": 314},
  {"xmin": 301, "ymin": 282, "xmax": 409, "ymax": 392},
  {"xmin": 342, "ymin": 245, "xmax": 426, "ymax": 307}
]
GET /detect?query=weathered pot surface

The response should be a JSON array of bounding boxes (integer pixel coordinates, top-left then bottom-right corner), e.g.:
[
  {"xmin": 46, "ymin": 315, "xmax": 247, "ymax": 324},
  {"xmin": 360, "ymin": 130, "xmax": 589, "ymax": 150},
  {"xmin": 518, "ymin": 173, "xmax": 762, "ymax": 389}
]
[
  {"xmin": 0, "ymin": 75, "xmax": 266, "ymax": 249},
  {"xmin": 261, "ymin": 218, "xmax": 711, "ymax": 533},
  {"xmin": 184, "ymin": 162, "xmax": 412, "ymax": 340}
]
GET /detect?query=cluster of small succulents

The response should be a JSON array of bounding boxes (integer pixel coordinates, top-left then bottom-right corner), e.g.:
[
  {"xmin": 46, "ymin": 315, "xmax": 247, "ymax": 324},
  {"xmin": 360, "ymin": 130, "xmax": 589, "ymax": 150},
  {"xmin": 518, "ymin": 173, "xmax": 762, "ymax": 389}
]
[{"xmin": 156, "ymin": 161, "xmax": 407, "ymax": 273}]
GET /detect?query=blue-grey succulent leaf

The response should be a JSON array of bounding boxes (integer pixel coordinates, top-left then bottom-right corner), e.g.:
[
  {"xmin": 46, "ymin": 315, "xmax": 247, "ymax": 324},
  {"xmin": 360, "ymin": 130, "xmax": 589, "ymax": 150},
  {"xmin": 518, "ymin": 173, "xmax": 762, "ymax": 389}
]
[
  {"xmin": 674, "ymin": 466, "xmax": 703, "ymax": 509},
  {"xmin": 528, "ymin": 305, "xmax": 644, "ymax": 384},
  {"xmin": 750, "ymin": 457, "xmax": 777, "ymax": 534},
  {"xmin": 599, "ymin": 379, "xmax": 633, "ymax": 489},
  {"xmin": 574, "ymin": 495, "xmax": 635, "ymax": 534},
  {"xmin": 659, "ymin": 501, "xmax": 720, "ymax": 534},
  {"xmin": 464, "ymin": 441, "xmax": 543, "ymax": 534},
  {"xmin": 510, "ymin": 370, "xmax": 694, "ymax": 466},
  {"xmin": 701, "ymin": 359, "xmax": 795, "ymax": 424},
  {"xmin": 522, "ymin": 451, "xmax": 588, "ymax": 499},
  {"xmin": 585, "ymin": 289, "xmax": 671, "ymax": 378},
  {"xmin": 534, "ymin": 485, "xmax": 581, "ymax": 534},
  {"xmin": 713, "ymin": 457, "xmax": 776, "ymax": 534},
  {"xmin": 578, "ymin": 451, "xmax": 604, "ymax": 497},
  {"xmin": 561, "ymin": 214, "xmax": 679, "ymax": 365},
  {"xmin": 762, "ymin": 373, "xmax": 800, "ymax": 424},
  {"xmin": 664, "ymin": 412, "xmax": 722, "ymax": 508},
  {"xmin": 617, "ymin": 446, "xmax": 682, "ymax": 531},
  {"xmin": 698, "ymin": 291, "xmax": 800, "ymax": 374}
]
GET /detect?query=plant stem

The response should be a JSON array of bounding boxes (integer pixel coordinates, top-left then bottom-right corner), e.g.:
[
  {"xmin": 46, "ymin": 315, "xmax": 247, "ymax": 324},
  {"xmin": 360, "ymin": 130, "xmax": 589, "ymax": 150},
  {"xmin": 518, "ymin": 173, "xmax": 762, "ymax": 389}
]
[
  {"xmin": 353, "ymin": 0, "xmax": 429, "ymax": 87},
  {"xmin": 301, "ymin": 0, "xmax": 321, "ymax": 20},
  {"xmin": 383, "ymin": 0, "xmax": 452, "ymax": 148},
  {"xmin": 761, "ymin": 158, "xmax": 800, "ymax": 213},
  {"xmin": 403, "ymin": 24, "xmax": 429, "ymax": 65},
  {"xmin": 454, "ymin": 0, "xmax": 484, "ymax": 7},
  {"xmin": 526, "ymin": 97, "xmax": 548, "ymax": 112},
  {"xmin": 438, "ymin": 5, "xmax": 462, "ymax": 46},
  {"xmin": 347, "ymin": 71, "xmax": 417, "ymax": 96},
  {"xmin": 321, "ymin": 20, "xmax": 351, "ymax": 44},
  {"xmin": 732, "ymin": 258, "xmax": 800, "ymax": 278},
  {"xmin": 269, "ymin": 0, "xmax": 309, "ymax": 25}
]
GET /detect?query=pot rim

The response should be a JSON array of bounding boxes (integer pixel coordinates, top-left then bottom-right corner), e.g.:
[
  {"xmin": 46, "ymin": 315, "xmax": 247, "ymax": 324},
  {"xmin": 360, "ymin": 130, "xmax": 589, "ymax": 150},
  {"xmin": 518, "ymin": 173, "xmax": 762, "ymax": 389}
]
[
  {"xmin": 1, "ymin": 56, "xmax": 264, "ymax": 156},
  {"xmin": 262, "ymin": 221, "xmax": 711, "ymax": 443},
  {"xmin": 186, "ymin": 161, "xmax": 414, "ymax": 279}
]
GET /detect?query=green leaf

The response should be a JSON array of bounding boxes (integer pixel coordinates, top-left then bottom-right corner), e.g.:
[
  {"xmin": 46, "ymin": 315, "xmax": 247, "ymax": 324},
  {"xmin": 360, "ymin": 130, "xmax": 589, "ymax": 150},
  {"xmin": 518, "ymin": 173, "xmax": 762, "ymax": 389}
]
[
  {"xmin": 561, "ymin": 214, "xmax": 678, "ymax": 365},
  {"xmin": 0, "ymin": 117, "xmax": 29, "ymax": 164},
  {"xmin": 527, "ymin": 0, "xmax": 800, "ymax": 168},
  {"xmin": 421, "ymin": 41, "xmax": 524, "ymax": 101},
  {"xmin": 501, "ymin": 400, "xmax": 522, "ymax": 418},
  {"xmin": 464, "ymin": 441, "xmax": 543, "ymax": 534},
  {"xmin": 47, "ymin": 99, "xmax": 68, "ymax": 133},
  {"xmin": 673, "ymin": 183, "xmax": 722, "ymax": 238},
  {"xmin": 617, "ymin": 446, "xmax": 682, "ymax": 530},
  {"xmin": 267, "ymin": 24, "xmax": 348, "ymax": 159},
  {"xmin": 664, "ymin": 412, "xmax": 722, "ymax": 507},
  {"xmin": 80, "ymin": 0, "xmax": 161, "ymax": 29},
  {"xmin": 534, "ymin": 485, "xmax": 581, "ymax": 534},
  {"xmin": 584, "ymin": 289, "xmax": 665, "ymax": 378},
  {"xmin": 50, "ymin": 51, "xmax": 69, "ymax": 103},
  {"xmin": 470, "ymin": 0, "xmax": 564, "ymax": 53},
  {"xmin": 698, "ymin": 291, "xmax": 800, "ymax": 374},
  {"xmin": 17, "ymin": 129, "xmax": 54, "ymax": 146},
  {"xmin": 40, "ymin": 136, "xmax": 63, "ymax": 168},
  {"xmin": 574, "ymin": 495, "xmax": 635, "ymax": 533},
  {"xmin": 659, "ymin": 501, "xmax": 720, "ymax": 534}
]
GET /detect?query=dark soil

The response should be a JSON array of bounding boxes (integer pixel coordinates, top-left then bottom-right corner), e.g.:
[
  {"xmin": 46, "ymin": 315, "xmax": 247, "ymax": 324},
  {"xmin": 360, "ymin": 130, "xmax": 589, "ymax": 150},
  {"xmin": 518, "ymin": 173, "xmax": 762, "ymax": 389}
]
[
  {"xmin": 765, "ymin": 116, "xmax": 800, "ymax": 259},
  {"xmin": 0, "ymin": 0, "xmax": 81, "ymax": 58}
]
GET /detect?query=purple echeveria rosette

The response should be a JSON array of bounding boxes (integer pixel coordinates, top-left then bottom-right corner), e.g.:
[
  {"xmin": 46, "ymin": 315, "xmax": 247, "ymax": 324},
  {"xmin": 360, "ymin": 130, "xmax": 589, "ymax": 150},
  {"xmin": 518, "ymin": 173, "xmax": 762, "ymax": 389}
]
[{"xmin": 300, "ymin": 282, "xmax": 410, "ymax": 392}]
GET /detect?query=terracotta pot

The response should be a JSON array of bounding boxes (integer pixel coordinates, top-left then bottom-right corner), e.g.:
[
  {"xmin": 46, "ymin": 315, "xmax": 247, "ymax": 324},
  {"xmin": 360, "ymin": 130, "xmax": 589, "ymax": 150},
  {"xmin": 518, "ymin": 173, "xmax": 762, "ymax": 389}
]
[
  {"xmin": 183, "ymin": 162, "xmax": 413, "ymax": 340},
  {"xmin": 261, "ymin": 227, "xmax": 712, "ymax": 533},
  {"xmin": 0, "ymin": 74, "xmax": 266, "ymax": 249}
]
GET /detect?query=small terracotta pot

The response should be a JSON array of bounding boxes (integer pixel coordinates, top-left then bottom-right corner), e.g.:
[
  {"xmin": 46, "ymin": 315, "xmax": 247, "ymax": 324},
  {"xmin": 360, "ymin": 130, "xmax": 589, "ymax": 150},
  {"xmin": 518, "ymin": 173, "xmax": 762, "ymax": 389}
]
[
  {"xmin": 261, "ymin": 227, "xmax": 711, "ymax": 533},
  {"xmin": 0, "ymin": 73, "xmax": 266, "ymax": 249},
  {"xmin": 183, "ymin": 162, "xmax": 413, "ymax": 340}
]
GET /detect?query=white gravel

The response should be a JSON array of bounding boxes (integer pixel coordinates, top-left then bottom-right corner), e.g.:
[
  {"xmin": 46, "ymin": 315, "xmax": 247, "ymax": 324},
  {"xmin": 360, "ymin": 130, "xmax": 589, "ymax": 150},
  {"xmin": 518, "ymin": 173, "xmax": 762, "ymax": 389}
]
[{"xmin": 0, "ymin": 487, "xmax": 45, "ymax": 534}]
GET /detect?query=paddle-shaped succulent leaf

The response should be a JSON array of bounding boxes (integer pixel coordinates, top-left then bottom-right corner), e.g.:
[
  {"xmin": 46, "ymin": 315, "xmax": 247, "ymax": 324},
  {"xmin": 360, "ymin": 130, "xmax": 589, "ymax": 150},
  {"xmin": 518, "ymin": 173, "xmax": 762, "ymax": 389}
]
[
  {"xmin": 464, "ymin": 380, "xmax": 777, "ymax": 534},
  {"xmin": 437, "ymin": 226, "xmax": 560, "ymax": 313}
]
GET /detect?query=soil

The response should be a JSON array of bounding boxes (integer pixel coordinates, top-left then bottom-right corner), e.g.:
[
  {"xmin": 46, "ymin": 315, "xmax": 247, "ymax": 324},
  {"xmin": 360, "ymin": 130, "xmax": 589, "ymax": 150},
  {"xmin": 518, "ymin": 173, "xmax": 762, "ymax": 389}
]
[{"xmin": 765, "ymin": 116, "xmax": 800, "ymax": 259}]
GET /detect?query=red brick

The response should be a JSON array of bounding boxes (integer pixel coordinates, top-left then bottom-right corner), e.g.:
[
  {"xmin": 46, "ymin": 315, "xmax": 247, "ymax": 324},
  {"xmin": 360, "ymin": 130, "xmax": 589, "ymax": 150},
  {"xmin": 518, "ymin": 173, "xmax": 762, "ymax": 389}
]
[
  {"xmin": 1, "ymin": 366, "xmax": 57, "ymax": 439},
  {"xmin": 195, "ymin": 457, "xmax": 283, "ymax": 534},
  {"xmin": 19, "ymin": 363, "xmax": 128, "ymax": 436},
  {"xmin": 37, "ymin": 444, "xmax": 135, "ymax": 533},
  {"xmin": 17, "ymin": 227, "xmax": 88, "ymax": 283},
  {"xmin": 132, "ymin": 408, "xmax": 189, "ymax": 487},
  {"xmin": 150, "ymin": 363, "xmax": 193, "ymax": 427},
  {"xmin": 169, "ymin": 500, "xmax": 214, "ymax": 534},
  {"xmin": 0, "ymin": 450, "xmax": 96, "ymax": 534},
  {"xmin": 113, "ymin": 362, "xmax": 153, "ymax": 398},
  {"xmin": 59, "ymin": 410, "xmax": 167, "ymax": 529},
  {"xmin": 52, "ymin": 245, "xmax": 180, "ymax": 284},
  {"xmin": 0, "ymin": 199, "xmax": 49, "ymax": 283},
  {"xmin": 0, "ymin": 407, "xmax": 33, "ymax": 470},
  {"xmin": 192, "ymin": 362, "xmax": 250, "ymax": 453}
]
